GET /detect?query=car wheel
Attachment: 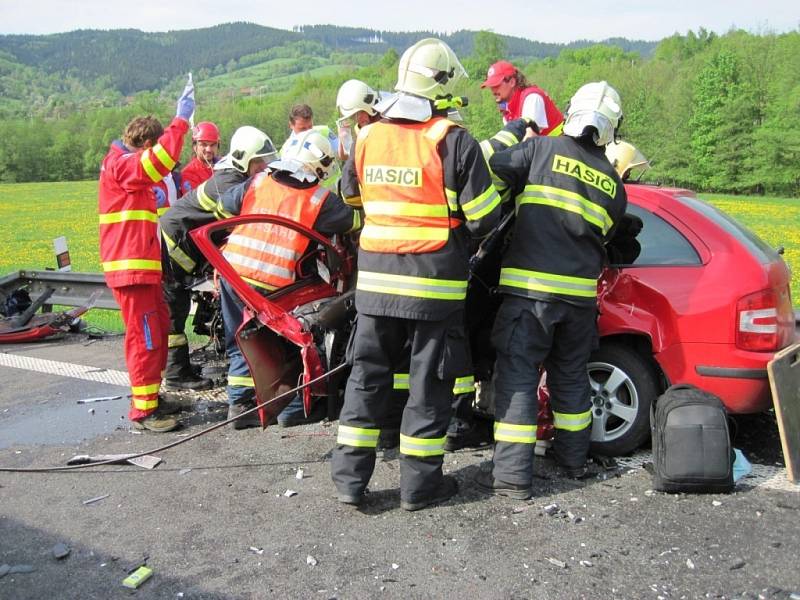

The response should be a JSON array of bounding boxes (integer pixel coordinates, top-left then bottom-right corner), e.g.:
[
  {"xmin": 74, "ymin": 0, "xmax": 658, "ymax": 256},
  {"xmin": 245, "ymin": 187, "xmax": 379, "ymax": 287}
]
[{"xmin": 587, "ymin": 342, "xmax": 660, "ymax": 456}]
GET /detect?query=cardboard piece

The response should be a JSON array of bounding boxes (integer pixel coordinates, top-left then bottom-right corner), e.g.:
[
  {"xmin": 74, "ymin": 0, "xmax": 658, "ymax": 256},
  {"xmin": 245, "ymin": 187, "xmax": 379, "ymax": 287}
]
[{"xmin": 767, "ymin": 342, "xmax": 800, "ymax": 483}]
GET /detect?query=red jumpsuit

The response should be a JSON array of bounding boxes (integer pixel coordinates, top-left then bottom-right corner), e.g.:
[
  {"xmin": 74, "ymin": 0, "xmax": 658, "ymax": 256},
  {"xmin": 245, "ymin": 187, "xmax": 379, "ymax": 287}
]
[
  {"xmin": 98, "ymin": 117, "xmax": 189, "ymax": 421},
  {"xmin": 179, "ymin": 156, "xmax": 214, "ymax": 197}
]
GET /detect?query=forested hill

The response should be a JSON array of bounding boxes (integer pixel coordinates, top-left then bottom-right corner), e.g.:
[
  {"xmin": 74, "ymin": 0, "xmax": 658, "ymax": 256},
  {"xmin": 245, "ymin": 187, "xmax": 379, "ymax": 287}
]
[{"xmin": 0, "ymin": 22, "xmax": 656, "ymax": 96}]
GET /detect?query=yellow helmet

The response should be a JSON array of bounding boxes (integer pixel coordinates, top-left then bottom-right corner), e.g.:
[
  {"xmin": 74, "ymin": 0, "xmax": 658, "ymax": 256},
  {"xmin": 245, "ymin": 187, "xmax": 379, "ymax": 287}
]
[
  {"xmin": 395, "ymin": 38, "xmax": 466, "ymax": 100},
  {"xmin": 605, "ymin": 140, "xmax": 648, "ymax": 178}
]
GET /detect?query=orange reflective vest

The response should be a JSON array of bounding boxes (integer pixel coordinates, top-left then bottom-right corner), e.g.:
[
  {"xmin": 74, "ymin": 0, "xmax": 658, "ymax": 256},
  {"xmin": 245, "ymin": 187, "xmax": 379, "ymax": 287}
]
[
  {"xmin": 223, "ymin": 176, "xmax": 328, "ymax": 290},
  {"xmin": 355, "ymin": 117, "xmax": 460, "ymax": 254},
  {"xmin": 98, "ymin": 117, "xmax": 189, "ymax": 288}
]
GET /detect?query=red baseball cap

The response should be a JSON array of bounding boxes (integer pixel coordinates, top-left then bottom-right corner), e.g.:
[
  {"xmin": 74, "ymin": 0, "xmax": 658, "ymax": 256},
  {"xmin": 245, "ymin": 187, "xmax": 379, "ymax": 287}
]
[{"xmin": 481, "ymin": 61, "xmax": 517, "ymax": 88}]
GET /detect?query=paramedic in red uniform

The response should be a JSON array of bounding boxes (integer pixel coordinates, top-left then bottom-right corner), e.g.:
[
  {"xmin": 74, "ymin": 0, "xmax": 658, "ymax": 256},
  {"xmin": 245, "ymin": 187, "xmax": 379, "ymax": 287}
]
[
  {"xmin": 179, "ymin": 121, "xmax": 220, "ymax": 196},
  {"xmin": 97, "ymin": 81, "xmax": 194, "ymax": 432}
]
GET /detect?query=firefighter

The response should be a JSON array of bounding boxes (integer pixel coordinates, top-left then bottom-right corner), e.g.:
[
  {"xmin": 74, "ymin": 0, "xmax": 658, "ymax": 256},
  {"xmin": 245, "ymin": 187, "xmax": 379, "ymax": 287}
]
[
  {"xmin": 160, "ymin": 126, "xmax": 276, "ymax": 391},
  {"xmin": 217, "ymin": 129, "xmax": 361, "ymax": 429},
  {"xmin": 179, "ymin": 121, "xmax": 221, "ymax": 196},
  {"xmin": 481, "ymin": 60, "xmax": 564, "ymax": 137},
  {"xmin": 97, "ymin": 80, "xmax": 194, "ymax": 433},
  {"xmin": 474, "ymin": 81, "xmax": 628, "ymax": 499},
  {"xmin": 335, "ymin": 79, "xmax": 381, "ymax": 160},
  {"xmin": 330, "ymin": 38, "xmax": 503, "ymax": 511}
]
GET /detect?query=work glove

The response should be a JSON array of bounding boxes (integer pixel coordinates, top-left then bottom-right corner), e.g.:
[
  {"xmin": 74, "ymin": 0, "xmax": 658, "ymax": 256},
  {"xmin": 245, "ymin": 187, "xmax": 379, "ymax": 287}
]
[{"xmin": 176, "ymin": 74, "xmax": 195, "ymax": 123}]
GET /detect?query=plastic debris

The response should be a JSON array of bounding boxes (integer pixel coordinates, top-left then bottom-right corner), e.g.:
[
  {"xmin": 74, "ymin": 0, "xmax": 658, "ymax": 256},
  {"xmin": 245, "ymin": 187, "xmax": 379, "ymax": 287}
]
[
  {"xmin": 122, "ymin": 566, "xmax": 153, "ymax": 589},
  {"xmin": 567, "ymin": 511, "xmax": 584, "ymax": 524},
  {"xmin": 249, "ymin": 547, "xmax": 264, "ymax": 555},
  {"xmin": 284, "ymin": 489, "xmax": 298, "ymax": 497},
  {"xmin": 179, "ymin": 468, "xmax": 192, "ymax": 476},
  {"xmin": 686, "ymin": 558, "xmax": 695, "ymax": 570},
  {"xmin": 77, "ymin": 395, "xmax": 122, "ymax": 404},
  {"xmin": 579, "ymin": 560, "xmax": 593, "ymax": 567},
  {"xmin": 546, "ymin": 557, "xmax": 566, "ymax": 568},
  {"xmin": 296, "ymin": 468, "xmax": 305, "ymax": 480},
  {"xmin": 733, "ymin": 448, "xmax": 752, "ymax": 482},
  {"xmin": 52, "ymin": 542, "xmax": 71, "ymax": 559},
  {"xmin": 712, "ymin": 500, "xmax": 722, "ymax": 507},
  {"xmin": 82, "ymin": 494, "xmax": 110, "ymax": 505},
  {"xmin": 306, "ymin": 555, "xmax": 318, "ymax": 566},
  {"xmin": 543, "ymin": 503, "xmax": 559, "ymax": 516},
  {"xmin": 391, "ymin": 563, "xmax": 399, "ymax": 570}
]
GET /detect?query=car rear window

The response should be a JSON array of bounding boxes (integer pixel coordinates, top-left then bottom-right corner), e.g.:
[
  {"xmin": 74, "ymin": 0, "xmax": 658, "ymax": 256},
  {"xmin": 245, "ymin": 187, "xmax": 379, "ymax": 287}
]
[
  {"xmin": 677, "ymin": 195, "xmax": 780, "ymax": 264},
  {"xmin": 616, "ymin": 204, "xmax": 701, "ymax": 266}
]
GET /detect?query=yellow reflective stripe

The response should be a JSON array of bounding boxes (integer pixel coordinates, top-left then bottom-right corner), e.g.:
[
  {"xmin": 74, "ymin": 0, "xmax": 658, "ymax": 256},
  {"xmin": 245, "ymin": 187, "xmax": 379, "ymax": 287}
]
[
  {"xmin": 152, "ymin": 143, "xmax": 176, "ymax": 171},
  {"xmin": 357, "ymin": 271, "xmax": 467, "ymax": 301},
  {"xmin": 461, "ymin": 185, "xmax": 501, "ymax": 221},
  {"xmin": 518, "ymin": 184, "xmax": 613, "ymax": 234},
  {"xmin": 453, "ymin": 375, "xmax": 475, "ymax": 395},
  {"xmin": 132, "ymin": 396, "xmax": 159, "ymax": 410},
  {"xmin": 493, "ymin": 130, "xmax": 519, "ymax": 147},
  {"xmin": 163, "ymin": 232, "xmax": 196, "ymax": 273},
  {"xmin": 215, "ymin": 199, "xmax": 233, "ymax": 220},
  {"xmin": 393, "ymin": 373, "xmax": 410, "ymax": 390},
  {"xmin": 337, "ymin": 424, "xmax": 380, "ymax": 448},
  {"xmin": 131, "ymin": 382, "xmax": 160, "ymax": 396},
  {"xmin": 168, "ymin": 333, "xmax": 188, "ymax": 348},
  {"xmin": 444, "ymin": 187, "xmax": 458, "ymax": 212},
  {"xmin": 499, "ymin": 267, "xmax": 596, "ymax": 298},
  {"xmin": 102, "ymin": 259, "xmax": 161, "ymax": 273},
  {"xmin": 140, "ymin": 149, "xmax": 162, "ymax": 182},
  {"xmin": 344, "ymin": 194, "xmax": 363, "ymax": 208},
  {"xmin": 553, "ymin": 409, "xmax": 592, "ymax": 431},
  {"xmin": 241, "ymin": 276, "xmax": 279, "ymax": 292},
  {"xmin": 479, "ymin": 139, "xmax": 495, "ymax": 162},
  {"xmin": 424, "ymin": 118, "xmax": 455, "ymax": 140},
  {"xmin": 547, "ymin": 122, "xmax": 564, "ymax": 136},
  {"xmin": 98, "ymin": 210, "xmax": 158, "ymax": 225},
  {"xmin": 399, "ymin": 433, "xmax": 446, "ymax": 457},
  {"xmin": 366, "ymin": 201, "xmax": 450, "ymax": 218},
  {"xmin": 228, "ymin": 376, "xmax": 254, "ymax": 388},
  {"xmin": 494, "ymin": 421, "xmax": 537, "ymax": 444},
  {"xmin": 361, "ymin": 223, "xmax": 450, "ymax": 242},
  {"xmin": 196, "ymin": 183, "xmax": 217, "ymax": 212},
  {"xmin": 349, "ymin": 210, "xmax": 362, "ymax": 233}
]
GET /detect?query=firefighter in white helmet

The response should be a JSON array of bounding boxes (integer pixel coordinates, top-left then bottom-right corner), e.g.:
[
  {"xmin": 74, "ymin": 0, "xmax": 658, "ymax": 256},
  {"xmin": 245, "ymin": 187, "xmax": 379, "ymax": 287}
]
[
  {"xmin": 474, "ymin": 81, "xmax": 628, "ymax": 499},
  {"xmin": 330, "ymin": 38, "xmax": 503, "ymax": 511},
  {"xmin": 160, "ymin": 126, "xmax": 276, "ymax": 392},
  {"xmin": 335, "ymin": 79, "xmax": 381, "ymax": 160},
  {"xmin": 216, "ymin": 129, "xmax": 362, "ymax": 428}
]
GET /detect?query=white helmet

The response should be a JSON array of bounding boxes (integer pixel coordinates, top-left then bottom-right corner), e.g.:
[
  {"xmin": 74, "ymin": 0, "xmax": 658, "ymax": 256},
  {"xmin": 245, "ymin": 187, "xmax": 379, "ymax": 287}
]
[
  {"xmin": 605, "ymin": 140, "xmax": 648, "ymax": 178},
  {"xmin": 223, "ymin": 126, "xmax": 277, "ymax": 173},
  {"xmin": 563, "ymin": 81, "xmax": 623, "ymax": 147},
  {"xmin": 395, "ymin": 38, "xmax": 467, "ymax": 101},
  {"xmin": 271, "ymin": 129, "xmax": 335, "ymax": 182},
  {"xmin": 337, "ymin": 79, "xmax": 380, "ymax": 119}
]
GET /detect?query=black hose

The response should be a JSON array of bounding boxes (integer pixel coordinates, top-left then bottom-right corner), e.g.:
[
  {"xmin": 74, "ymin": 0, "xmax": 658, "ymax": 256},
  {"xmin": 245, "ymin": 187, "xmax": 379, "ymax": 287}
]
[{"xmin": 0, "ymin": 362, "xmax": 349, "ymax": 473}]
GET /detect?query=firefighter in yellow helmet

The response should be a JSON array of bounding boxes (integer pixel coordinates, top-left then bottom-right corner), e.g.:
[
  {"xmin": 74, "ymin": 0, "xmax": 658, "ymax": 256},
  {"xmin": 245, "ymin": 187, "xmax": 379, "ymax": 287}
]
[{"xmin": 330, "ymin": 38, "xmax": 503, "ymax": 511}]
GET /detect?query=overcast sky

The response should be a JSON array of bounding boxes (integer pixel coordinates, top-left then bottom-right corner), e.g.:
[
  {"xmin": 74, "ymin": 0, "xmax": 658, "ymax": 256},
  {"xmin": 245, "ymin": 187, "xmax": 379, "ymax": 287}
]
[{"xmin": 1, "ymin": 0, "xmax": 797, "ymax": 43}]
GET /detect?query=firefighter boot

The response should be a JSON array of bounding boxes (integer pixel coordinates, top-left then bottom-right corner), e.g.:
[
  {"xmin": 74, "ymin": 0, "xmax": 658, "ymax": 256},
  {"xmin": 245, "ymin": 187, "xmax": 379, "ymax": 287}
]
[
  {"xmin": 131, "ymin": 408, "xmax": 179, "ymax": 433},
  {"xmin": 227, "ymin": 402, "xmax": 261, "ymax": 430},
  {"xmin": 400, "ymin": 475, "xmax": 459, "ymax": 512},
  {"xmin": 164, "ymin": 345, "xmax": 214, "ymax": 391},
  {"xmin": 473, "ymin": 468, "xmax": 533, "ymax": 500}
]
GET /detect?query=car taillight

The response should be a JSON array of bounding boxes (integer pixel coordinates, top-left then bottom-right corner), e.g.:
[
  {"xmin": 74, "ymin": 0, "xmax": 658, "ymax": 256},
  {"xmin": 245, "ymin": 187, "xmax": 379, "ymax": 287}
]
[{"xmin": 736, "ymin": 286, "xmax": 794, "ymax": 351}]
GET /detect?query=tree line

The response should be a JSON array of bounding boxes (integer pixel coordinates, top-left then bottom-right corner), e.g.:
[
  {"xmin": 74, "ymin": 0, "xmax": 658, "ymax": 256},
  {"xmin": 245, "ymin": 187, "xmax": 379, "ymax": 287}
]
[{"xmin": 0, "ymin": 29, "xmax": 797, "ymax": 196}]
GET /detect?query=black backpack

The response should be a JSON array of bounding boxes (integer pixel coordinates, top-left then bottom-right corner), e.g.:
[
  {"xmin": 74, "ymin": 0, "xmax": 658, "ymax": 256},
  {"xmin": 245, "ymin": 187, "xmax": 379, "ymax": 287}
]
[{"xmin": 651, "ymin": 383, "xmax": 734, "ymax": 493}]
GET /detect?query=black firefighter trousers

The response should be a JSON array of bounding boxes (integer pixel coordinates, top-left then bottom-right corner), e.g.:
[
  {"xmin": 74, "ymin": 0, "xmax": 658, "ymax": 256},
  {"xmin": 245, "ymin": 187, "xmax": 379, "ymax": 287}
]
[
  {"xmin": 490, "ymin": 295, "xmax": 597, "ymax": 485},
  {"xmin": 331, "ymin": 311, "xmax": 469, "ymax": 504}
]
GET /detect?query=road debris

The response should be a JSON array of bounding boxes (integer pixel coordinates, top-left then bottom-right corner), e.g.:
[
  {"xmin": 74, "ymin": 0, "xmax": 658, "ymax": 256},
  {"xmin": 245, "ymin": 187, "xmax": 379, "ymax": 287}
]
[
  {"xmin": 730, "ymin": 560, "xmax": 746, "ymax": 570},
  {"xmin": 179, "ymin": 468, "xmax": 192, "ymax": 476},
  {"xmin": 546, "ymin": 557, "xmax": 566, "ymax": 568},
  {"xmin": 686, "ymin": 558, "xmax": 696, "ymax": 570},
  {"xmin": 543, "ymin": 503, "xmax": 559, "ymax": 516},
  {"xmin": 122, "ymin": 566, "xmax": 153, "ymax": 589},
  {"xmin": 306, "ymin": 555, "xmax": 318, "ymax": 566},
  {"xmin": 296, "ymin": 468, "xmax": 305, "ymax": 480},
  {"xmin": 579, "ymin": 560, "xmax": 593, "ymax": 567},
  {"xmin": 67, "ymin": 454, "xmax": 162, "ymax": 470},
  {"xmin": 82, "ymin": 494, "xmax": 110, "ymax": 505},
  {"xmin": 283, "ymin": 489, "xmax": 298, "ymax": 497},
  {"xmin": 52, "ymin": 542, "xmax": 71, "ymax": 559},
  {"xmin": 249, "ymin": 547, "xmax": 264, "ymax": 555},
  {"xmin": 391, "ymin": 563, "xmax": 399, "ymax": 570},
  {"xmin": 77, "ymin": 395, "xmax": 122, "ymax": 404}
]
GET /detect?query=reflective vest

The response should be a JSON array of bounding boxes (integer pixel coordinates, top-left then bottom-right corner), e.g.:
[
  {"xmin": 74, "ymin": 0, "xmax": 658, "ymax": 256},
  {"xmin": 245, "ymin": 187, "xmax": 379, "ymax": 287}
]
[
  {"xmin": 98, "ymin": 117, "xmax": 188, "ymax": 288},
  {"xmin": 504, "ymin": 86, "xmax": 564, "ymax": 136},
  {"xmin": 355, "ymin": 117, "xmax": 458, "ymax": 254},
  {"xmin": 222, "ymin": 176, "xmax": 328, "ymax": 290}
]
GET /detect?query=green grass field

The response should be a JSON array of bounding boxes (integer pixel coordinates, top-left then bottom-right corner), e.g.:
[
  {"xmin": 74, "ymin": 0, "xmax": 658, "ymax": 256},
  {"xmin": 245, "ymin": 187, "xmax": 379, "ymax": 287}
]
[{"xmin": 1, "ymin": 182, "xmax": 798, "ymax": 334}]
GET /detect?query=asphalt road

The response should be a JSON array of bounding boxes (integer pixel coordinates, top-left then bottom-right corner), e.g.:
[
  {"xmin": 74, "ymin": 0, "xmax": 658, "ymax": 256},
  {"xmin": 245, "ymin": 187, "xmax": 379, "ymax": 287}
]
[{"xmin": 1, "ymin": 334, "xmax": 799, "ymax": 600}]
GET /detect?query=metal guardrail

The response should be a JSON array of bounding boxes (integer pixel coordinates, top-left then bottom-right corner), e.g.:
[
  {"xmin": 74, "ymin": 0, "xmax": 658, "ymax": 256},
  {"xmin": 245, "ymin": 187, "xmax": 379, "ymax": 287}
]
[{"xmin": 0, "ymin": 270, "xmax": 119, "ymax": 311}]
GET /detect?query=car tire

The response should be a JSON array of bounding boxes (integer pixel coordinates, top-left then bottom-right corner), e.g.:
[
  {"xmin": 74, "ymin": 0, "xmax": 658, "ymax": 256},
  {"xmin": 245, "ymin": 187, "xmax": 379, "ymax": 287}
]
[{"xmin": 587, "ymin": 342, "xmax": 660, "ymax": 456}]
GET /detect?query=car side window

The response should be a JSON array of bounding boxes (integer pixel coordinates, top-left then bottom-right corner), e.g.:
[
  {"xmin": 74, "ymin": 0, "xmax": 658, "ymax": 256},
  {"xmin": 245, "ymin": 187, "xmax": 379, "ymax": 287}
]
[{"xmin": 619, "ymin": 204, "xmax": 701, "ymax": 266}]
